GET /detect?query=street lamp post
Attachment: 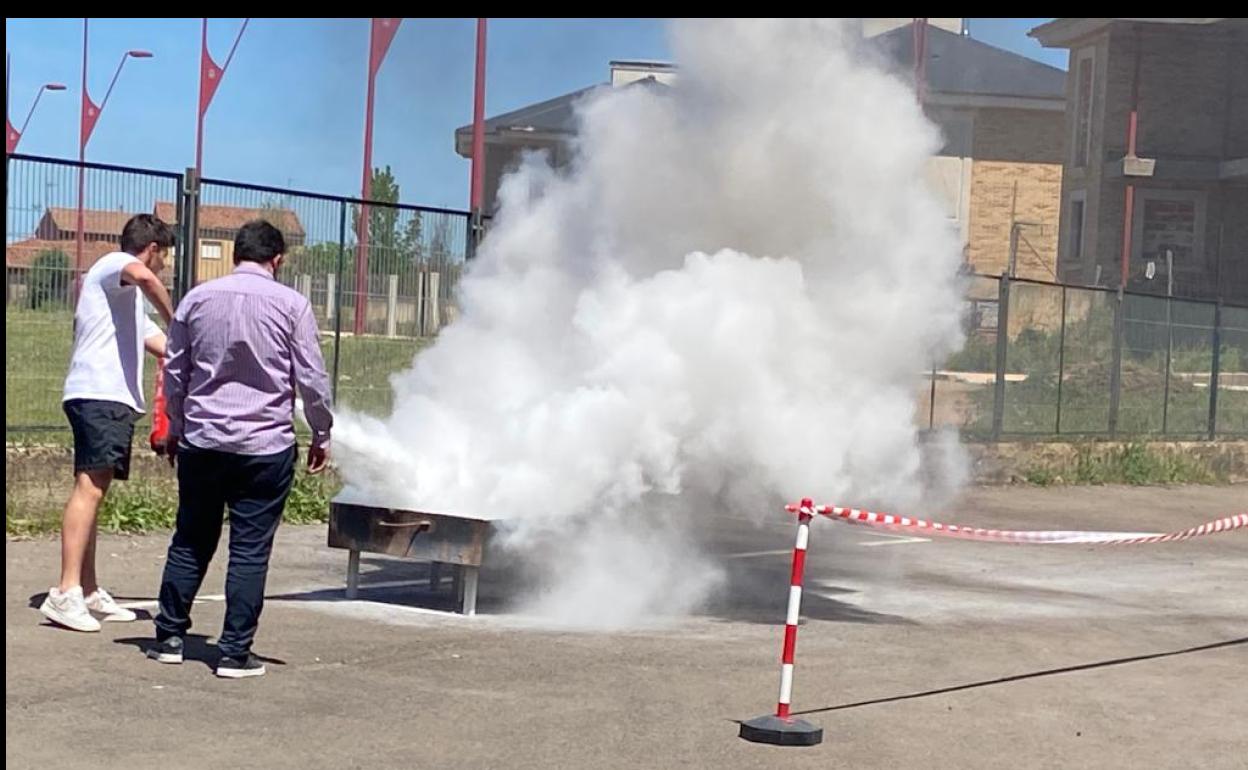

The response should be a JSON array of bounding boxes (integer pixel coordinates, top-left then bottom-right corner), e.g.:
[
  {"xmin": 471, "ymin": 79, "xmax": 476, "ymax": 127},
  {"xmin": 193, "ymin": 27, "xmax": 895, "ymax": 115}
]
[
  {"xmin": 7, "ymin": 80, "xmax": 68, "ymax": 155},
  {"xmin": 75, "ymin": 17, "xmax": 153, "ymax": 301}
]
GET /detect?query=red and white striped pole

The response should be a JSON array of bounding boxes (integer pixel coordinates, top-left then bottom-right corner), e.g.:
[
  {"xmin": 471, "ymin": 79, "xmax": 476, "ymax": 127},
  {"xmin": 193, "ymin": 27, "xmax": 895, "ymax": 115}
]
[
  {"xmin": 739, "ymin": 498, "xmax": 824, "ymax": 746},
  {"xmin": 776, "ymin": 503, "xmax": 811, "ymax": 718}
]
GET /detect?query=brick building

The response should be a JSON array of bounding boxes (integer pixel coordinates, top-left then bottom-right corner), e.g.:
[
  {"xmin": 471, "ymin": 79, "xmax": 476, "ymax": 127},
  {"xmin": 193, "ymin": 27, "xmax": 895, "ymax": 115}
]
[
  {"xmin": 872, "ymin": 23, "xmax": 1067, "ymax": 279},
  {"xmin": 5, "ymin": 203, "xmax": 304, "ymax": 301},
  {"xmin": 152, "ymin": 202, "xmax": 304, "ymax": 282},
  {"xmin": 1030, "ymin": 18, "xmax": 1248, "ymax": 303},
  {"xmin": 454, "ymin": 21, "xmax": 1068, "ymax": 280}
]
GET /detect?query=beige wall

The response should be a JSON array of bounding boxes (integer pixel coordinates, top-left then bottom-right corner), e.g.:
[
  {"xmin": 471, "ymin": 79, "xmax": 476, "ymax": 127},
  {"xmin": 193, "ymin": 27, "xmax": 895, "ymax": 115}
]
[
  {"xmin": 925, "ymin": 155, "xmax": 974, "ymax": 247},
  {"xmin": 967, "ymin": 160, "xmax": 1063, "ymax": 280},
  {"xmin": 195, "ymin": 237, "xmax": 235, "ymax": 282},
  {"xmin": 923, "ymin": 106, "xmax": 1065, "ymax": 277},
  {"xmin": 610, "ymin": 64, "xmax": 677, "ymax": 87}
]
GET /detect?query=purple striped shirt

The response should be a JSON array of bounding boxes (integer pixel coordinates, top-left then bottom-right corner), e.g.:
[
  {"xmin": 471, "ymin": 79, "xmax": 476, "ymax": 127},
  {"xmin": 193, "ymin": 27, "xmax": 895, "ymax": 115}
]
[{"xmin": 165, "ymin": 262, "xmax": 333, "ymax": 455}]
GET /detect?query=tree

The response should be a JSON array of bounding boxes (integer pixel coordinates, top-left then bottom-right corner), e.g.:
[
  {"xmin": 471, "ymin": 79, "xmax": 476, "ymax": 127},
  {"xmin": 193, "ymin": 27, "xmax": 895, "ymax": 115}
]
[
  {"xmin": 28, "ymin": 249, "xmax": 70, "ymax": 310},
  {"xmin": 429, "ymin": 214, "xmax": 452, "ymax": 266},
  {"xmin": 350, "ymin": 166, "xmax": 407, "ymax": 276},
  {"xmin": 400, "ymin": 210, "xmax": 424, "ymax": 265},
  {"xmin": 286, "ymin": 241, "xmax": 342, "ymax": 278}
]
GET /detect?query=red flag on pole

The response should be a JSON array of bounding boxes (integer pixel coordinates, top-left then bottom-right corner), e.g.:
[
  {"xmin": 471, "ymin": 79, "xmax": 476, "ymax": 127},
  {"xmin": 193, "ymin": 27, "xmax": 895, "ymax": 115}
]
[
  {"xmin": 199, "ymin": 41, "xmax": 223, "ymax": 116},
  {"xmin": 80, "ymin": 91, "xmax": 101, "ymax": 149},
  {"xmin": 370, "ymin": 18, "xmax": 401, "ymax": 76},
  {"xmin": 199, "ymin": 18, "xmax": 248, "ymax": 118},
  {"xmin": 196, "ymin": 18, "xmax": 248, "ymax": 174}
]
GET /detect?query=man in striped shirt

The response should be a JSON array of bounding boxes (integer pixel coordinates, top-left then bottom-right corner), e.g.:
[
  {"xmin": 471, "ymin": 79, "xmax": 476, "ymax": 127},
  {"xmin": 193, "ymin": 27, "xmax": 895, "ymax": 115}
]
[{"xmin": 150, "ymin": 220, "xmax": 333, "ymax": 679}]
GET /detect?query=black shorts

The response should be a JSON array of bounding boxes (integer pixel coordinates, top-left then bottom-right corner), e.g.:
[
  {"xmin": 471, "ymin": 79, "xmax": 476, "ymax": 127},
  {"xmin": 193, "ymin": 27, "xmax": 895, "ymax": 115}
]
[{"xmin": 63, "ymin": 399, "xmax": 141, "ymax": 481}]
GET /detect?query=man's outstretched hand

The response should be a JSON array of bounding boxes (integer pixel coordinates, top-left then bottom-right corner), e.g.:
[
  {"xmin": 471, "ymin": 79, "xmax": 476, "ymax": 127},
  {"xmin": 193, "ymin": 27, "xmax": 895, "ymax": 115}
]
[
  {"xmin": 307, "ymin": 445, "xmax": 329, "ymax": 475},
  {"xmin": 161, "ymin": 436, "xmax": 179, "ymax": 468}
]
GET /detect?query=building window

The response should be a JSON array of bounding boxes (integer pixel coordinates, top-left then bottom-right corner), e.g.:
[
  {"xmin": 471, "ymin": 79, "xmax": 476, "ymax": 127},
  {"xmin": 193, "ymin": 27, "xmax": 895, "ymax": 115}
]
[
  {"xmin": 1065, "ymin": 192, "xmax": 1086, "ymax": 264},
  {"xmin": 1073, "ymin": 49, "xmax": 1095, "ymax": 168},
  {"xmin": 1133, "ymin": 190, "xmax": 1206, "ymax": 270},
  {"xmin": 201, "ymin": 240, "xmax": 223, "ymax": 260}
]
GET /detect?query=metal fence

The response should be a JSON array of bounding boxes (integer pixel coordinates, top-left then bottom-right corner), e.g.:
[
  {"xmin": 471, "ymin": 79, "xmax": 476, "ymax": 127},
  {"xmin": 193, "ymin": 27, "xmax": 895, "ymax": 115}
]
[
  {"xmin": 6, "ymin": 155, "xmax": 182, "ymax": 436},
  {"xmin": 194, "ymin": 177, "xmax": 471, "ymax": 416},
  {"xmin": 924, "ymin": 274, "xmax": 1248, "ymax": 440},
  {"xmin": 6, "ymin": 154, "xmax": 472, "ymax": 438},
  {"xmin": 7, "ymin": 154, "xmax": 1246, "ymax": 443}
]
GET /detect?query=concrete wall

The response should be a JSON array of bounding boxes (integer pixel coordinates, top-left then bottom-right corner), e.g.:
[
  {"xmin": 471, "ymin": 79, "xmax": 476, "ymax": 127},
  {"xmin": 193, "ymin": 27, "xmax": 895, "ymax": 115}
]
[{"xmin": 925, "ymin": 155, "xmax": 973, "ymax": 248}]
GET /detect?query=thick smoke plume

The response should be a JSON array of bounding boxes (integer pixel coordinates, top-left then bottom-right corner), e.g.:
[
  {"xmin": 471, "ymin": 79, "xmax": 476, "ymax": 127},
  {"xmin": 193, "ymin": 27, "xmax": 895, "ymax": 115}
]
[{"xmin": 336, "ymin": 19, "xmax": 966, "ymax": 627}]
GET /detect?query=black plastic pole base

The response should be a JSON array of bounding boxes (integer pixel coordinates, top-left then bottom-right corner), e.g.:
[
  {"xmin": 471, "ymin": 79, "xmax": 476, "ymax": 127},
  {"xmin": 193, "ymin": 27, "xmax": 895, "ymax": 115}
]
[{"xmin": 738, "ymin": 714, "xmax": 823, "ymax": 746}]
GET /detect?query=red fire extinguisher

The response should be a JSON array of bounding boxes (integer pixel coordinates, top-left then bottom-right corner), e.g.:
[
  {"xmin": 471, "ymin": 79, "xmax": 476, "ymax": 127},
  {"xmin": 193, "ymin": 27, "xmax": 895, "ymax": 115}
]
[{"xmin": 150, "ymin": 361, "xmax": 170, "ymax": 454}]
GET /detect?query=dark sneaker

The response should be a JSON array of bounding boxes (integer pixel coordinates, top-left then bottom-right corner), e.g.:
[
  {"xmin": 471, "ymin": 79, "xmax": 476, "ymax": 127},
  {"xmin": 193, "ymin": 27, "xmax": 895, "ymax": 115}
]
[
  {"xmin": 147, "ymin": 636, "xmax": 184, "ymax": 664},
  {"xmin": 216, "ymin": 654, "xmax": 266, "ymax": 679}
]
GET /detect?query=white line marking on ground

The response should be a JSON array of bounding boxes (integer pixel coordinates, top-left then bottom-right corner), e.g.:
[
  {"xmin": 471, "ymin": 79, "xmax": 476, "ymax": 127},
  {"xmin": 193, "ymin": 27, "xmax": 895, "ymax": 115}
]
[
  {"xmin": 284, "ymin": 598, "xmax": 474, "ymax": 621},
  {"xmin": 725, "ymin": 549, "xmax": 793, "ymax": 559},
  {"xmin": 858, "ymin": 534, "xmax": 931, "ymax": 547},
  {"xmin": 118, "ymin": 594, "xmax": 224, "ymax": 610}
]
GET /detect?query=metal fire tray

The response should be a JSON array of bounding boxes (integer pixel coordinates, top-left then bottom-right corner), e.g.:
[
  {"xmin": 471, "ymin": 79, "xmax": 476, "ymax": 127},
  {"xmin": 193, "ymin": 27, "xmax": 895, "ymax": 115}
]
[{"xmin": 327, "ymin": 498, "xmax": 498, "ymax": 615}]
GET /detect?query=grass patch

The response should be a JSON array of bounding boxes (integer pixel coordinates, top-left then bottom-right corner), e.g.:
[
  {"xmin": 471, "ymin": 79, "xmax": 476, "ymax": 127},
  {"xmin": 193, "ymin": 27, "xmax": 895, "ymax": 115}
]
[
  {"xmin": 6, "ymin": 467, "xmax": 342, "ymax": 537},
  {"xmin": 97, "ymin": 481, "xmax": 178, "ymax": 533},
  {"xmin": 1021, "ymin": 442, "xmax": 1222, "ymax": 487},
  {"xmin": 949, "ymin": 332, "xmax": 1248, "ymax": 438},
  {"xmin": 330, "ymin": 334, "xmax": 431, "ymax": 417},
  {"xmin": 5, "ymin": 308, "xmax": 431, "ymax": 443}
]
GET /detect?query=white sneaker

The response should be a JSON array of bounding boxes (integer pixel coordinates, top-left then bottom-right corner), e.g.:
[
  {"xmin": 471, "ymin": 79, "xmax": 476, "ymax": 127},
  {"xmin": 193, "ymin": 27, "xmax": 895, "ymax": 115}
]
[
  {"xmin": 85, "ymin": 587, "xmax": 137, "ymax": 623},
  {"xmin": 39, "ymin": 587, "xmax": 101, "ymax": 632}
]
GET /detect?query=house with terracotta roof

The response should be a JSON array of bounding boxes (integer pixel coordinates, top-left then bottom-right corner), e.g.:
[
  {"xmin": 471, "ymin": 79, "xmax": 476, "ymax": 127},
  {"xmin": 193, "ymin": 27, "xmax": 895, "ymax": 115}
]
[
  {"xmin": 6, "ymin": 202, "xmax": 304, "ymax": 304},
  {"xmin": 152, "ymin": 202, "xmax": 305, "ymax": 282},
  {"xmin": 7, "ymin": 207, "xmax": 160, "ymax": 306},
  {"xmin": 34, "ymin": 207, "xmax": 134, "ymax": 243},
  {"xmin": 4, "ymin": 237, "xmax": 119, "ymax": 308}
]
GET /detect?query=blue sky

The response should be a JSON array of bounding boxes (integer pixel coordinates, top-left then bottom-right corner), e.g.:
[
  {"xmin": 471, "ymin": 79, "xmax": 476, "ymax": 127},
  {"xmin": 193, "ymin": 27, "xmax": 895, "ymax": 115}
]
[{"xmin": 6, "ymin": 19, "xmax": 1061, "ymax": 210}]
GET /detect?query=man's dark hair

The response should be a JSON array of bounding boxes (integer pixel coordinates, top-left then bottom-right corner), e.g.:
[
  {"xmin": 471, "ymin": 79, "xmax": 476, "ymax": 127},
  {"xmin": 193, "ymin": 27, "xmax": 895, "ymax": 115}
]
[
  {"xmin": 120, "ymin": 214, "xmax": 175, "ymax": 255},
  {"xmin": 234, "ymin": 220, "xmax": 287, "ymax": 264}
]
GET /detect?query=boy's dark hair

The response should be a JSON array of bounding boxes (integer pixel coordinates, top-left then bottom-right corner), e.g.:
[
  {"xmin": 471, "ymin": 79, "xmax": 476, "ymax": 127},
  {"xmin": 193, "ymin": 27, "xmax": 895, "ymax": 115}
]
[
  {"xmin": 120, "ymin": 214, "xmax": 175, "ymax": 255},
  {"xmin": 234, "ymin": 220, "xmax": 287, "ymax": 264}
]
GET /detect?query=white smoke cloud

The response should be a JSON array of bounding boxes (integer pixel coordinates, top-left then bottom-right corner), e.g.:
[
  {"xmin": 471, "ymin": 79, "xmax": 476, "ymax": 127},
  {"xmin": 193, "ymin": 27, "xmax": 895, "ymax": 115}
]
[{"xmin": 334, "ymin": 19, "xmax": 966, "ymax": 627}]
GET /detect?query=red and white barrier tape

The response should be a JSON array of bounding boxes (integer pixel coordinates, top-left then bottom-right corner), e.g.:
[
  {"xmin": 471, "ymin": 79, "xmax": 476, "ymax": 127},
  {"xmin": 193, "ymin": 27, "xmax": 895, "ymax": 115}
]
[
  {"xmin": 784, "ymin": 502, "xmax": 1247, "ymax": 545},
  {"xmin": 749, "ymin": 500, "xmax": 1246, "ymax": 738}
]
